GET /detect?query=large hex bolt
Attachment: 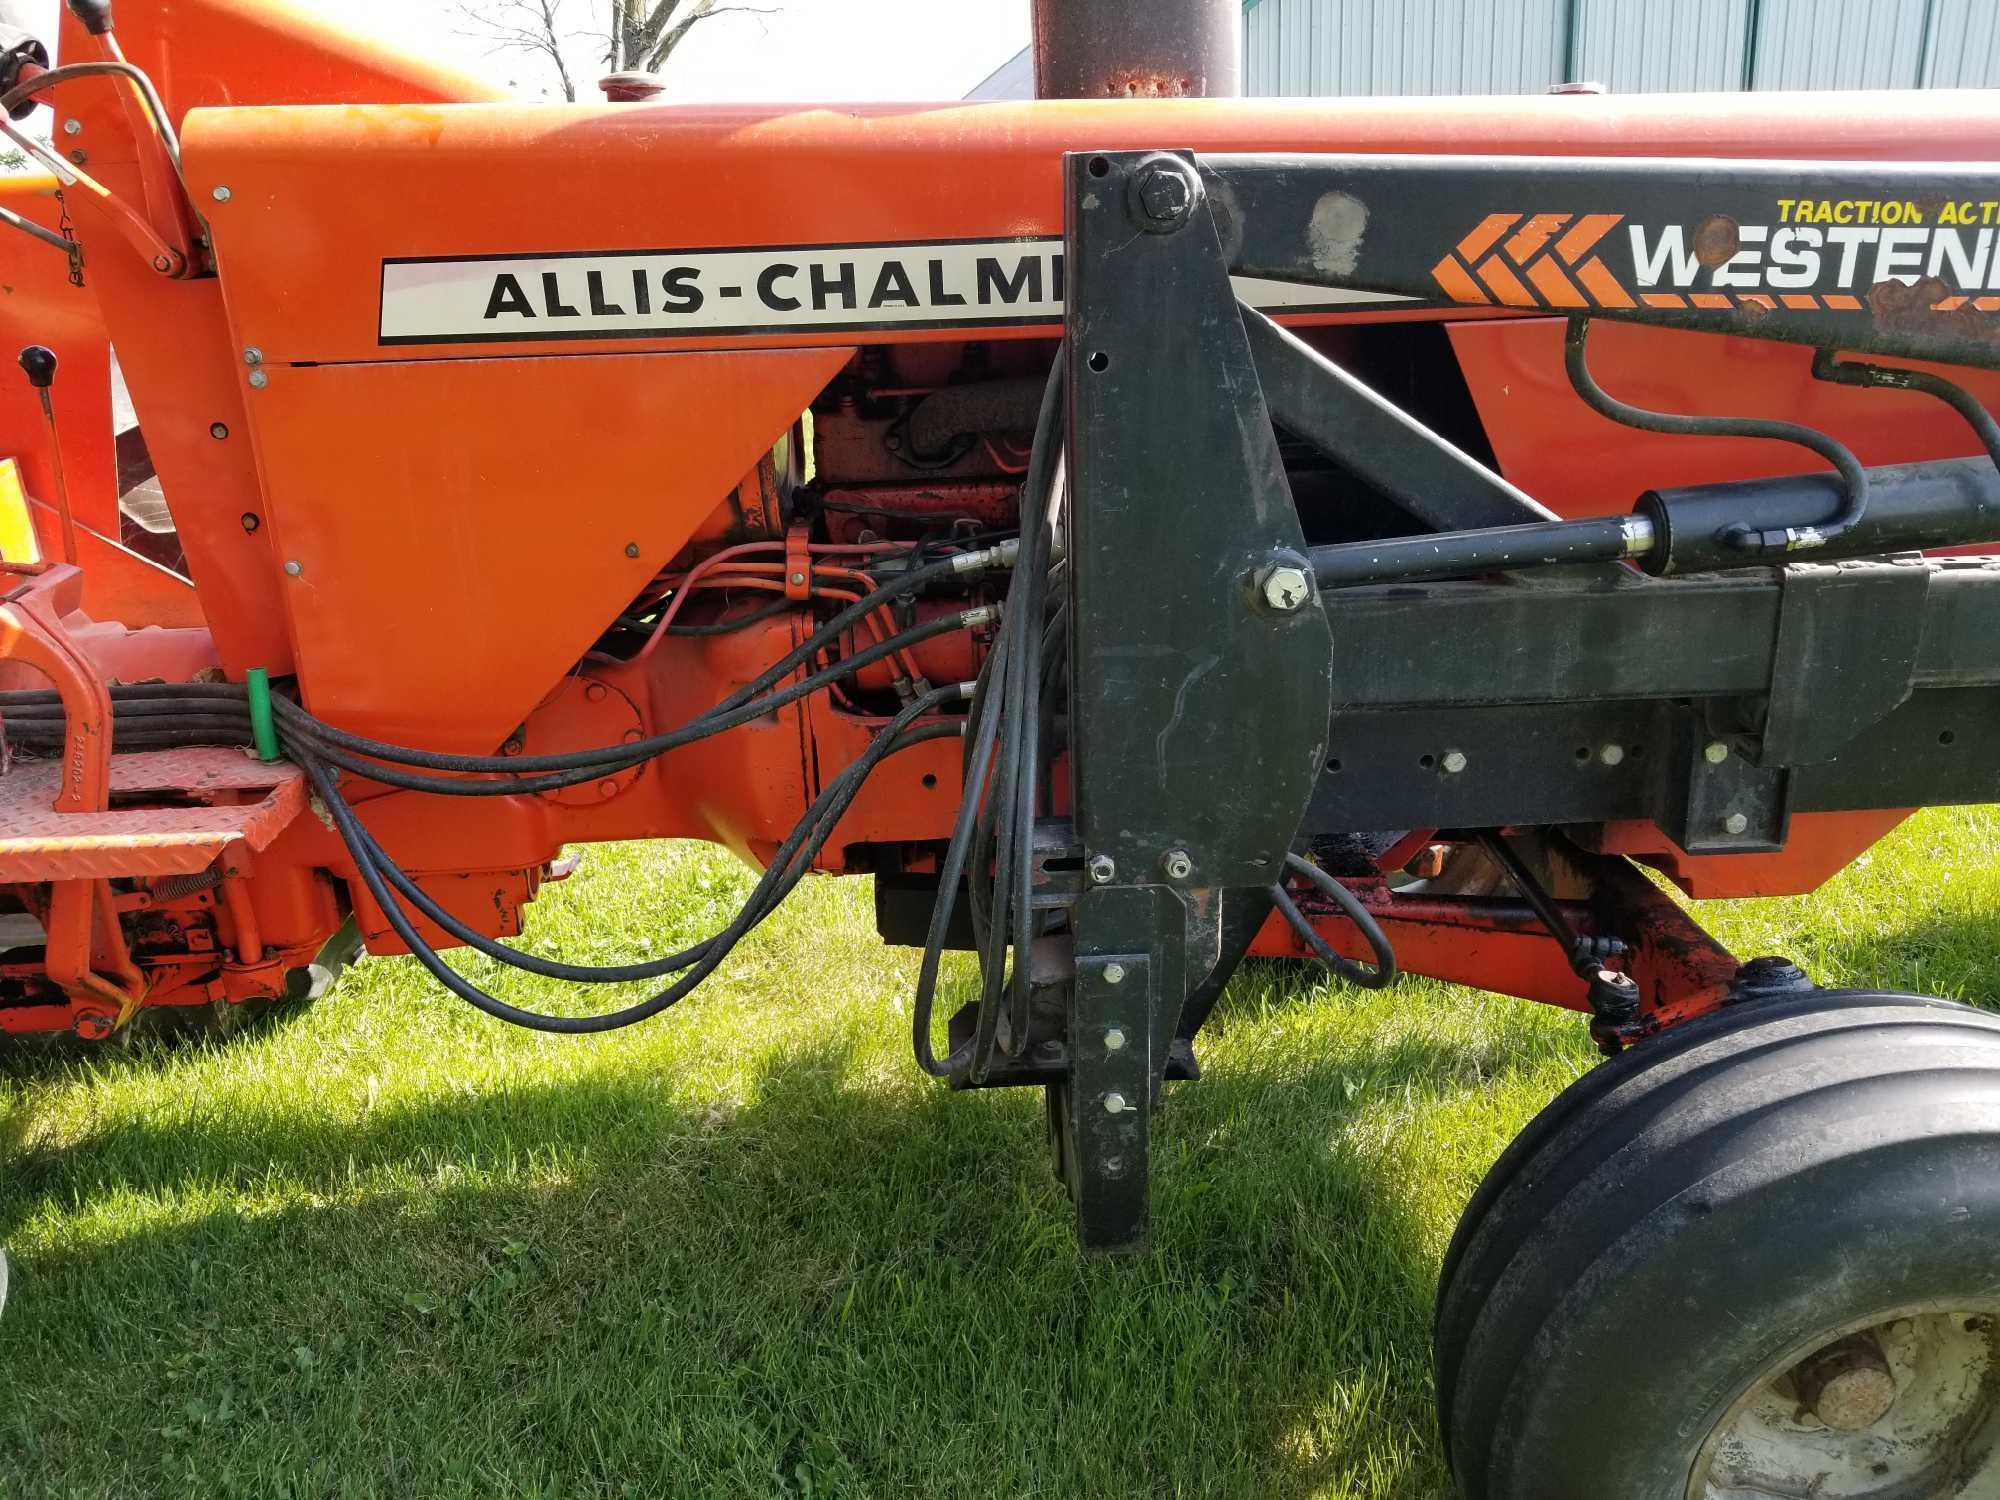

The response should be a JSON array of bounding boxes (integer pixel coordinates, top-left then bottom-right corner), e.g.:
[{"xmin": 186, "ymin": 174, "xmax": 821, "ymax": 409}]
[
  {"xmin": 1260, "ymin": 564, "xmax": 1312, "ymax": 612},
  {"xmin": 1729, "ymin": 955, "xmax": 1815, "ymax": 1005},
  {"xmin": 1792, "ymin": 1333, "xmax": 1899, "ymax": 1432},
  {"xmin": 1128, "ymin": 157, "xmax": 1200, "ymax": 233}
]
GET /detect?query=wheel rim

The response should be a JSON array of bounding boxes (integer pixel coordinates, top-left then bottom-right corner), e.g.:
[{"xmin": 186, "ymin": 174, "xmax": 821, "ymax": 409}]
[{"xmin": 1691, "ymin": 1304, "xmax": 2000, "ymax": 1498}]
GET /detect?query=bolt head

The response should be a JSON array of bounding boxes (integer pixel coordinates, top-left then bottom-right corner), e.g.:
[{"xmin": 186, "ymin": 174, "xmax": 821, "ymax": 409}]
[
  {"xmin": 1442, "ymin": 749, "xmax": 1468, "ymax": 775},
  {"xmin": 1599, "ymin": 743, "xmax": 1625, "ymax": 767},
  {"xmin": 1103, "ymin": 1026, "xmax": 1127, "ymax": 1051},
  {"xmin": 152, "ymin": 255, "xmax": 172, "ymax": 272},
  {"xmin": 61, "ymin": 119, "xmax": 81, "ymax": 136},
  {"xmin": 1704, "ymin": 740, "xmax": 1730, "ymax": 765},
  {"xmin": 243, "ymin": 348, "xmax": 263, "ymax": 366},
  {"xmin": 240, "ymin": 512, "xmax": 259, "ymax": 532},
  {"xmin": 248, "ymin": 370, "xmax": 268, "ymax": 389},
  {"xmin": 1724, "ymin": 812, "xmax": 1749, "ymax": 834},
  {"xmin": 1102, "ymin": 961, "xmax": 1125, "ymax": 984},
  {"xmin": 789, "ymin": 571, "xmax": 806, "ymax": 586},
  {"xmin": 1087, "ymin": 854, "xmax": 1116, "ymax": 884},
  {"xmin": 1262, "ymin": 565, "xmax": 1311, "ymax": 612},
  {"xmin": 1103, "ymin": 1092, "xmax": 1129, "ymax": 1115},
  {"xmin": 624, "ymin": 542, "xmax": 641, "ymax": 559},
  {"xmin": 283, "ymin": 559, "xmax": 302, "ymax": 577},
  {"xmin": 1163, "ymin": 849, "xmax": 1193, "ymax": 880},
  {"xmin": 212, "ymin": 185, "xmax": 232, "ymax": 203},
  {"xmin": 1132, "ymin": 163, "xmax": 1196, "ymax": 229},
  {"xmin": 210, "ymin": 422, "xmax": 230, "ymax": 440}
]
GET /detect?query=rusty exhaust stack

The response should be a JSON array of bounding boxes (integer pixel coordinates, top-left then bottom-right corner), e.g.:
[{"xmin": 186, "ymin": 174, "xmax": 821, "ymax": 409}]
[{"xmin": 1031, "ymin": 0, "xmax": 1239, "ymax": 99}]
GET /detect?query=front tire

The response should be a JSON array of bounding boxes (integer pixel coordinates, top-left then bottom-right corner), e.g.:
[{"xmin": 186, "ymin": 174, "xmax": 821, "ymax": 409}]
[{"xmin": 1434, "ymin": 990, "xmax": 2000, "ymax": 1499}]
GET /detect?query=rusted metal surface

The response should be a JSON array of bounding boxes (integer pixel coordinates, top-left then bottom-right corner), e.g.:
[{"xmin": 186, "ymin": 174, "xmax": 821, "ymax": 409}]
[
  {"xmin": 1593, "ymin": 856, "xmax": 1744, "ymax": 1033},
  {"xmin": 1031, "ymin": 0, "xmax": 1238, "ymax": 99},
  {"xmin": 1792, "ymin": 1333, "xmax": 1900, "ymax": 1432},
  {"xmin": 1253, "ymin": 850, "xmax": 1747, "ymax": 1036},
  {"xmin": 0, "ymin": 747, "xmax": 306, "ymax": 879}
]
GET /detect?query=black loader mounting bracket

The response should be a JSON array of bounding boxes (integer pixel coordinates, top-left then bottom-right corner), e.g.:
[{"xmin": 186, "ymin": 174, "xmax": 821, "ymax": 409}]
[{"xmin": 1031, "ymin": 149, "xmax": 2000, "ymax": 1250}]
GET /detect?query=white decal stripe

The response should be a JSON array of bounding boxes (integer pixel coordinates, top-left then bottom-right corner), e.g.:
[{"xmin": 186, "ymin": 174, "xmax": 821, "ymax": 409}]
[{"xmin": 378, "ymin": 239, "xmax": 1410, "ymax": 344}]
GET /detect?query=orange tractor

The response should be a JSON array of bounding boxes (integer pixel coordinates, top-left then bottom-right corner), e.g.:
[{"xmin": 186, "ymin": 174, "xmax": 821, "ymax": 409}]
[{"xmin": 3, "ymin": 0, "xmax": 2000, "ymax": 1492}]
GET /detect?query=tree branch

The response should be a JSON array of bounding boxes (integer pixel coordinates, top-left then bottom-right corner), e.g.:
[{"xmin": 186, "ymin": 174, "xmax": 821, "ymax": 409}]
[
  {"xmin": 644, "ymin": 0, "xmax": 777, "ymax": 71},
  {"xmin": 454, "ymin": 0, "xmax": 582, "ymax": 100}
]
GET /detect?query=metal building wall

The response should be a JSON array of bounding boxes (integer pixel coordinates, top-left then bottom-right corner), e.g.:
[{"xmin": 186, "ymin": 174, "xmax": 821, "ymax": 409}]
[
  {"xmin": 1243, "ymin": 0, "xmax": 1568, "ymax": 97},
  {"xmin": 1749, "ymin": 0, "xmax": 1931, "ymax": 90},
  {"xmin": 1925, "ymin": 0, "xmax": 2000, "ymax": 87},
  {"xmin": 1245, "ymin": 0, "xmax": 2000, "ymax": 95},
  {"xmin": 1570, "ymin": 0, "xmax": 1751, "ymax": 92}
]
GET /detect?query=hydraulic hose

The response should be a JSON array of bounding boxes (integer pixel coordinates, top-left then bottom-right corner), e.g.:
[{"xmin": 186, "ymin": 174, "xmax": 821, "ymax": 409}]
[
  {"xmin": 278, "ymin": 544, "xmax": 1012, "ymax": 779},
  {"xmin": 0, "ymin": 454, "xmax": 1036, "ymax": 1052},
  {"xmin": 915, "ymin": 345, "xmax": 1067, "ymax": 1081},
  {"xmin": 1564, "ymin": 316, "xmax": 1868, "ymax": 555},
  {"xmin": 303, "ymin": 685, "xmax": 967, "ymax": 1033},
  {"xmin": 279, "ymin": 611, "xmax": 982, "ymax": 797},
  {"xmin": 333, "ymin": 691, "xmax": 963, "ymax": 985},
  {"xmin": 1268, "ymin": 852, "xmax": 1397, "ymax": 990}
]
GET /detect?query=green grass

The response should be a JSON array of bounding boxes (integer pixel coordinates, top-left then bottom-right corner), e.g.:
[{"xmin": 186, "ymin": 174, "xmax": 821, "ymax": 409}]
[{"xmin": 3, "ymin": 808, "xmax": 2000, "ymax": 1499}]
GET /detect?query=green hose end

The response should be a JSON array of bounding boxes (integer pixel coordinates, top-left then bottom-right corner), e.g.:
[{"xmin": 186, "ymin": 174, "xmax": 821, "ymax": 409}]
[{"xmin": 246, "ymin": 667, "xmax": 279, "ymax": 762}]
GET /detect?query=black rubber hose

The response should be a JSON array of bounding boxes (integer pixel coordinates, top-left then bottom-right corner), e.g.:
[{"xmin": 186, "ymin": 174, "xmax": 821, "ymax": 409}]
[
  {"xmin": 1811, "ymin": 349, "xmax": 2000, "ymax": 471},
  {"xmin": 6, "ymin": 714, "xmax": 250, "ymax": 739},
  {"xmin": 966, "ymin": 349, "xmax": 1064, "ymax": 1081},
  {"xmin": 5, "ymin": 725, "xmax": 250, "ymax": 750},
  {"xmin": 1, "ymin": 697, "xmax": 250, "ymax": 721},
  {"xmin": 0, "ymin": 682, "xmax": 248, "ymax": 709},
  {"xmin": 1269, "ymin": 852, "xmax": 1397, "ymax": 990},
  {"xmin": 303, "ymin": 690, "xmax": 965, "ymax": 1033},
  {"xmin": 961, "ymin": 633, "xmax": 1006, "ymax": 954},
  {"xmin": 350, "ymin": 718, "xmax": 965, "ymax": 986},
  {"xmin": 274, "ymin": 553, "xmax": 980, "ymax": 778},
  {"xmin": 323, "ymin": 691, "xmax": 962, "ymax": 987},
  {"xmin": 278, "ymin": 613, "xmax": 971, "ymax": 797},
  {"xmin": 617, "ymin": 596, "xmax": 794, "ymax": 637},
  {"xmin": 1001, "ymin": 370, "xmax": 1065, "ymax": 1058},
  {"xmin": 1564, "ymin": 316, "xmax": 1868, "ymax": 553},
  {"xmin": 968, "ymin": 600, "xmax": 1028, "ymax": 1076},
  {"xmin": 911, "ymin": 640, "xmax": 1012, "ymax": 1077}
]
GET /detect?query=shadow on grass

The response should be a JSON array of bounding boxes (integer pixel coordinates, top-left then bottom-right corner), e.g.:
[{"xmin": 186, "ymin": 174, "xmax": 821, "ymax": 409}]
[
  {"xmin": 0, "ymin": 993, "xmax": 322, "ymax": 1086},
  {"xmin": 0, "ymin": 974, "xmax": 1531, "ymax": 1500}
]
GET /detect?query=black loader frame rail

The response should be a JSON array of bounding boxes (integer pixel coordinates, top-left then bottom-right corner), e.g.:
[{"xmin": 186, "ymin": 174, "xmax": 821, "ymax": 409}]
[{"xmin": 1006, "ymin": 149, "xmax": 2000, "ymax": 1250}]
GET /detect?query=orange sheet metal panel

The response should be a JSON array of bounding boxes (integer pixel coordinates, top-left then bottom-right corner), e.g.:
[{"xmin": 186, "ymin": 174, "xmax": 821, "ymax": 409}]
[
  {"xmin": 1449, "ymin": 318, "xmax": 2000, "ymax": 517},
  {"xmin": 241, "ymin": 347, "xmax": 848, "ymax": 749},
  {"xmin": 184, "ymin": 92, "xmax": 2000, "ymax": 366},
  {"xmin": 0, "ymin": 177, "xmax": 118, "ymax": 540}
]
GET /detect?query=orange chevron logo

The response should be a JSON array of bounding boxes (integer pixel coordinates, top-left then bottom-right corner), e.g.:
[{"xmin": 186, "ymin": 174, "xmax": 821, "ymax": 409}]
[{"xmin": 1431, "ymin": 213, "xmax": 1634, "ymax": 310}]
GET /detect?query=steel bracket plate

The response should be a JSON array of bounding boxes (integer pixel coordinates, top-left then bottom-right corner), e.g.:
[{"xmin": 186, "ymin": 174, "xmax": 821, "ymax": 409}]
[
  {"xmin": 1761, "ymin": 557, "xmax": 1930, "ymax": 768},
  {"xmin": 1064, "ymin": 149, "xmax": 1334, "ymax": 888},
  {"xmin": 1060, "ymin": 946, "xmax": 1155, "ymax": 1251}
]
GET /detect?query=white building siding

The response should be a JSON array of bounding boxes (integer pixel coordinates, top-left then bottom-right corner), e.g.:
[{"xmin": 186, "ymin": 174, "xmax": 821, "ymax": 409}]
[{"xmin": 1244, "ymin": 0, "xmax": 2000, "ymax": 95}]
